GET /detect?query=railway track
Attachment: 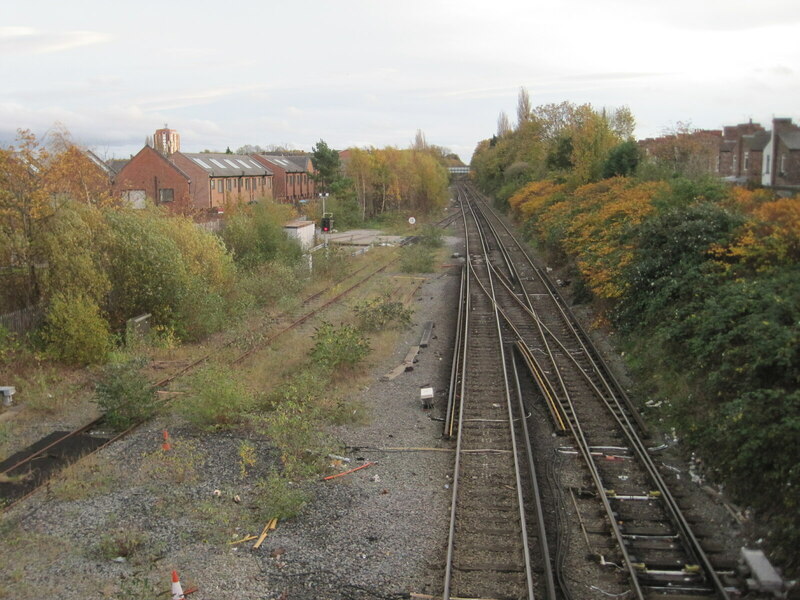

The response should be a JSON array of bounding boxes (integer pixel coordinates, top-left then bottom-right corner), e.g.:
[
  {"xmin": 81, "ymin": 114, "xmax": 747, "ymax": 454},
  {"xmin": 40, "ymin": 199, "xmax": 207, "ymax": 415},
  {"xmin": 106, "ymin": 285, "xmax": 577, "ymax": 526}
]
[
  {"xmin": 0, "ymin": 252, "xmax": 398, "ymax": 510},
  {"xmin": 442, "ymin": 188, "xmax": 554, "ymax": 600},
  {"xmin": 443, "ymin": 180, "xmax": 735, "ymax": 600}
]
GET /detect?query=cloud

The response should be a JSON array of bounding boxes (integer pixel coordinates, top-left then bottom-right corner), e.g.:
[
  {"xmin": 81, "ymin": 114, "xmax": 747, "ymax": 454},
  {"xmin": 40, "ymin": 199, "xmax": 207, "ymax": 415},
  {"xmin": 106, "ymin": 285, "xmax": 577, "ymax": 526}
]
[{"xmin": 0, "ymin": 26, "xmax": 111, "ymax": 54}]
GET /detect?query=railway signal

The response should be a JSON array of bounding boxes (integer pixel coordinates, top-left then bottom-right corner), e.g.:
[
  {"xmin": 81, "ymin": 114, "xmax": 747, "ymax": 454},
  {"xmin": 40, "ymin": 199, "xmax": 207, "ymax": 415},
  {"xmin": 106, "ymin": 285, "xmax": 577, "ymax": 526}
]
[{"xmin": 321, "ymin": 214, "xmax": 333, "ymax": 233}]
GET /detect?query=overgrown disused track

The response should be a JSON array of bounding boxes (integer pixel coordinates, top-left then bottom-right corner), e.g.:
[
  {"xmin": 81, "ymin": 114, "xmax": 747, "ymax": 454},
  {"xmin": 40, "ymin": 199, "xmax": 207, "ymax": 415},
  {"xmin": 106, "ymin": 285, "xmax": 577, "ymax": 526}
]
[
  {"xmin": 0, "ymin": 252, "xmax": 398, "ymax": 511},
  {"xmin": 442, "ymin": 179, "xmax": 736, "ymax": 600}
]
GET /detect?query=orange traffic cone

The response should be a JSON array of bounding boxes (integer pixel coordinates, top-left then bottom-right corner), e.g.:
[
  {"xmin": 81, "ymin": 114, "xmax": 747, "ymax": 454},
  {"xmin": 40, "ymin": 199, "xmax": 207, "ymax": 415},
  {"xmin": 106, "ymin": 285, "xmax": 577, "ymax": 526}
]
[
  {"xmin": 171, "ymin": 570, "xmax": 185, "ymax": 600},
  {"xmin": 162, "ymin": 430, "xmax": 171, "ymax": 451}
]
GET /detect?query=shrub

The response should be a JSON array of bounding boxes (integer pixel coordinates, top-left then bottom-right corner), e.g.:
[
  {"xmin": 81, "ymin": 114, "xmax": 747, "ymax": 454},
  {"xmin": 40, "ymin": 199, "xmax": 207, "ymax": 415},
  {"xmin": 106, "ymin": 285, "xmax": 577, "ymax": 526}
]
[
  {"xmin": 310, "ymin": 321, "xmax": 369, "ymax": 370},
  {"xmin": 253, "ymin": 401, "xmax": 330, "ymax": 478},
  {"xmin": 176, "ymin": 364, "xmax": 254, "ymax": 431},
  {"xmin": 399, "ymin": 244, "xmax": 436, "ymax": 273},
  {"xmin": 312, "ymin": 246, "xmax": 351, "ymax": 280},
  {"xmin": 94, "ymin": 358, "xmax": 157, "ymax": 430},
  {"xmin": 42, "ymin": 293, "xmax": 112, "ymax": 365},
  {"xmin": 354, "ymin": 293, "xmax": 413, "ymax": 332},
  {"xmin": 418, "ymin": 224, "xmax": 444, "ymax": 248},
  {"xmin": 253, "ymin": 472, "xmax": 309, "ymax": 521},
  {"xmin": 221, "ymin": 202, "xmax": 303, "ymax": 269}
]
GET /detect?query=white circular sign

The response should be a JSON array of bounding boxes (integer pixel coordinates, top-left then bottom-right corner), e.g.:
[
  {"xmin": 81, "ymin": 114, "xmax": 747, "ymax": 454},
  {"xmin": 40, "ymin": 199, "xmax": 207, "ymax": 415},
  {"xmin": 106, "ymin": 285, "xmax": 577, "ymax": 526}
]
[{"xmin": 408, "ymin": 217, "xmax": 416, "ymax": 225}]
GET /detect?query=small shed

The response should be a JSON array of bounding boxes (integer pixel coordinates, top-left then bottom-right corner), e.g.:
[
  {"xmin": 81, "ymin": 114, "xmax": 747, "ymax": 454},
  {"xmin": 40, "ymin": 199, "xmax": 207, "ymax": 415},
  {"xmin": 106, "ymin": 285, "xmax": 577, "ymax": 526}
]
[{"xmin": 283, "ymin": 219, "xmax": 315, "ymax": 251}]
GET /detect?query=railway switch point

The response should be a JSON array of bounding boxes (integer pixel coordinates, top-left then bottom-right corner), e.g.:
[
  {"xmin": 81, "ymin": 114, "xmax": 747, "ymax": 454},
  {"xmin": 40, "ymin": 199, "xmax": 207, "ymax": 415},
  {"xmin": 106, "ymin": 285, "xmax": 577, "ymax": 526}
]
[{"xmin": 0, "ymin": 386, "xmax": 15, "ymax": 407}]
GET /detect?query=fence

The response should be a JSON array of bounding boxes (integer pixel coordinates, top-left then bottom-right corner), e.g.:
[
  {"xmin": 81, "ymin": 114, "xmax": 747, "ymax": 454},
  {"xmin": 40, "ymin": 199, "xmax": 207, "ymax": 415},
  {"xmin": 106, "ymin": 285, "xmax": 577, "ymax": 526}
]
[{"xmin": 0, "ymin": 305, "xmax": 43, "ymax": 335}]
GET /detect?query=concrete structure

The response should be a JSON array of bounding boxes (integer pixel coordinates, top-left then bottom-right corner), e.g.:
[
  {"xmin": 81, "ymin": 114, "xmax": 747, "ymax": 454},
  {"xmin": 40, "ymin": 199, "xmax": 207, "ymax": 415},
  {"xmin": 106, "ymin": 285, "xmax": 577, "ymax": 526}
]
[{"xmin": 283, "ymin": 219, "xmax": 316, "ymax": 250}]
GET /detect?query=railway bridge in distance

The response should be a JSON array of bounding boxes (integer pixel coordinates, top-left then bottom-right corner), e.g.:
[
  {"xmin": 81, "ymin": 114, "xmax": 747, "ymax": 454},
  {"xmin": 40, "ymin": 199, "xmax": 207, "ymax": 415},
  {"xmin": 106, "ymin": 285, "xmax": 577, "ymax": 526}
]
[{"xmin": 448, "ymin": 166, "xmax": 470, "ymax": 175}]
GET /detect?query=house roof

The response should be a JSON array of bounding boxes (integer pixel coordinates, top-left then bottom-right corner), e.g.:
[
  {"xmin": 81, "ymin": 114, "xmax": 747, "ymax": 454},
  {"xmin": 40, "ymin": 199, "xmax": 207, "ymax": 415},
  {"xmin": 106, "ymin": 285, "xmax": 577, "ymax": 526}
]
[
  {"xmin": 84, "ymin": 150, "xmax": 116, "ymax": 176},
  {"xmin": 743, "ymin": 131, "xmax": 770, "ymax": 151},
  {"xmin": 181, "ymin": 152, "xmax": 273, "ymax": 177},
  {"xmin": 106, "ymin": 158, "xmax": 131, "ymax": 174},
  {"xmin": 780, "ymin": 131, "xmax": 800, "ymax": 150},
  {"xmin": 257, "ymin": 154, "xmax": 307, "ymax": 173}
]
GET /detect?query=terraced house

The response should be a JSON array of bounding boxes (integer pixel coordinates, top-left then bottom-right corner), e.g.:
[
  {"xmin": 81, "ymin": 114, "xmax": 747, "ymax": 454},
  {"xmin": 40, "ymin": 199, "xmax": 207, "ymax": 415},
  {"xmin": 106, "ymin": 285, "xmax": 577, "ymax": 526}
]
[{"xmin": 252, "ymin": 153, "xmax": 316, "ymax": 204}]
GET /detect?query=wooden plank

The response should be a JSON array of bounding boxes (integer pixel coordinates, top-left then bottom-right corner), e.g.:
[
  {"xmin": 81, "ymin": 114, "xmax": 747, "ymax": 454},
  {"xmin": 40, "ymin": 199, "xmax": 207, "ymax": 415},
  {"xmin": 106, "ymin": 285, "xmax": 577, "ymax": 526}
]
[{"xmin": 419, "ymin": 321, "xmax": 434, "ymax": 347}]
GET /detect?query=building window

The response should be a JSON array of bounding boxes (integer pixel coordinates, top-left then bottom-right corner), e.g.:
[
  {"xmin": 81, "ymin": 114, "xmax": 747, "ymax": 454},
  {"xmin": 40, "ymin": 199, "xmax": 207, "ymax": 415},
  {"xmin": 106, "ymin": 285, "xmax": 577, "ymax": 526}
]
[
  {"xmin": 744, "ymin": 152, "xmax": 750, "ymax": 170},
  {"xmin": 766, "ymin": 155, "xmax": 771, "ymax": 174},
  {"xmin": 780, "ymin": 154, "xmax": 786, "ymax": 176},
  {"xmin": 218, "ymin": 180, "xmax": 223, "ymax": 193},
  {"xmin": 227, "ymin": 179, "xmax": 232, "ymax": 191},
  {"xmin": 158, "ymin": 188, "xmax": 174, "ymax": 203},
  {"xmin": 245, "ymin": 179, "xmax": 250, "ymax": 190}
]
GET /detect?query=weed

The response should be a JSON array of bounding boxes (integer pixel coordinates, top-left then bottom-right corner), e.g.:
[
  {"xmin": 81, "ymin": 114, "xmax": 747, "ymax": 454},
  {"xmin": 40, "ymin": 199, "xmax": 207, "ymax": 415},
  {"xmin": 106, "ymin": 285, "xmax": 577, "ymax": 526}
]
[
  {"xmin": 399, "ymin": 244, "xmax": 435, "ymax": 273},
  {"xmin": 138, "ymin": 438, "xmax": 204, "ymax": 485},
  {"xmin": 175, "ymin": 364, "xmax": 254, "ymax": 431},
  {"xmin": 95, "ymin": 528, "xmax": 147, "ymax": 561},
  {"xmin": 418, "ymin": 224, "xmax": 445, "ymax": 248},
  {"xmin": 353, "ymin": 293, "xmax": 413, "ymax": 332},
  {"xmin": 238, "ymin": 440, "xmax": 257, "ymax": 479},
  {"xmin": 190, "ymin": 499, "xmax": 242, "ymax": 545},
  {"xmin": 18, "ymin": 367, "xmax": 70, "ymax": 415},
  {"xmin": 251, "ymin": 402, "xmax": 331, "ymax": 479},
  {"xmin": 51, "ymin": 454, "xmax": 119, "ymax": 501},
  {"xmin": 252, "ymin": 472, "xmax": 309, "ymax": 522},
  {"xmin": 117, "ymin": 573, "xmax": 159, "ymax": 599},
  {"xmin": 310, "ymin": 321, "xmax": 370, "ymax": 371},
  {"xmin": 313, "ymin": 246, "xmax": 351, "ymax": 280},
  {"xmin": 93, "ymin": 358, "xmax": 157, "ymax": 430}
]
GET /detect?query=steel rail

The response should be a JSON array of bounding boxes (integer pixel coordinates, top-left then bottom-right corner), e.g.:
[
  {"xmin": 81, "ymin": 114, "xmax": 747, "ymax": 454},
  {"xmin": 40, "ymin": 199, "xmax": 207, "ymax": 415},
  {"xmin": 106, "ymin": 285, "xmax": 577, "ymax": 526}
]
[
  {"xmin": 443, "ymin": 186, "xmax": 535, "ymax": 600},
  {"xmin": 465, "ymin": 183, "xmax": 648, "ymax": 435},
  {"xmin": 460, "ymin": 180, "xmax": 730, "ymax": 600}
]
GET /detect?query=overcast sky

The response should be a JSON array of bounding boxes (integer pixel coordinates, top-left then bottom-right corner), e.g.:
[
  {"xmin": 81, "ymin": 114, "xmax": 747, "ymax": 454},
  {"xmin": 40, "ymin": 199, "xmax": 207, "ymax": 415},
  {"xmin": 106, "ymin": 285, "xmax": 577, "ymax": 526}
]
[{"xmin": 2, "ymin": 0, "xmax": 799, "ymax": 163}]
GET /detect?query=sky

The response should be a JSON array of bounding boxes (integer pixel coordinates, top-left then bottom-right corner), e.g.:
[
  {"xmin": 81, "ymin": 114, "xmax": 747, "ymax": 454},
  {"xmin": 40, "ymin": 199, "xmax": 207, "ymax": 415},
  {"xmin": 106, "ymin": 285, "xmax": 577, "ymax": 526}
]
[{"xmin": 2, "ymin": 0, "xmax": 799, "ymax": 164}]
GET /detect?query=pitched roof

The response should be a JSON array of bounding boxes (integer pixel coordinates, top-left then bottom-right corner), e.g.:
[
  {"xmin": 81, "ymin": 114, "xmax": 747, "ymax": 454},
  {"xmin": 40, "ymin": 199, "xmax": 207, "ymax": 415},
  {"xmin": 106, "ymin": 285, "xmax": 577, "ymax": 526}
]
[
  {"xmin": 743, "ymin": 131, "xmax": 770, "ymax": 151},
  {"xmin": 181, "ymin": 152, "xmax": 273, "ymax": 177},
  {"xmin": 84, "ymin": 150, "xmax": 116, "ymax": 176},
  {"xmin": 257, "ymin": 154, "xmax": 307, "ymax": 173},
  {"xmin": 779, "ymin": 131, "xmax": 800, "ymax": 150},
  {"xmin": 106, "ymin": 158, "xmax": 131, "ymax": 174}
]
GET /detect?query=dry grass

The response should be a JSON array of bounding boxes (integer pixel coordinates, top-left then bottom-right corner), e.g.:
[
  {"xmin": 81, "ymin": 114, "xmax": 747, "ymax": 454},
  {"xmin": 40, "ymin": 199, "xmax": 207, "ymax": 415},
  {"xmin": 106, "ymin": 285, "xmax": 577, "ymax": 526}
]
[{"xmin": 50, "ymin": 453, "xmax": 120, "ymax": 502}]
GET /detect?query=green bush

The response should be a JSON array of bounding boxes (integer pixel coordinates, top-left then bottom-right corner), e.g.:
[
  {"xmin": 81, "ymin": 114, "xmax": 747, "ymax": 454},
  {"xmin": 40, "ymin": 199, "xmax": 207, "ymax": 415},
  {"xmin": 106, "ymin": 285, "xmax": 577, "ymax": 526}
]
[
  {"xmin": 418, "ymin": 224, "xmax": 444, "ymax": 248},
  {"xmin": 221, "ymin": 203, "xmax": 303, "ymax": 269},
  {"xmin": 354, "ymin": 293, "xmax": 413, "ymax": 332},
  {"xmin": 176, "ymin": 364, "xmax": 254, "ymax": 431},
  {"xmin": 399, "ymin": 244, "xmax": 436, "ymax": 273},
  {"xmin": 310, "ymin": 321, "xmax": 369, "ymax": 370},
  {"xmin": 42, "ymin": 293, "xmax": 112, "ymax": 365},
  {"xmin": 94, "ymin": 358, "xmax": 157, "ymax": 430},
  {"xmin": 312, "ymin": 246, "xmax": 351, "ymax": 280},
  {"xmin": 253, "ymin": 472, "xmax": 309, "ymax": 520}
]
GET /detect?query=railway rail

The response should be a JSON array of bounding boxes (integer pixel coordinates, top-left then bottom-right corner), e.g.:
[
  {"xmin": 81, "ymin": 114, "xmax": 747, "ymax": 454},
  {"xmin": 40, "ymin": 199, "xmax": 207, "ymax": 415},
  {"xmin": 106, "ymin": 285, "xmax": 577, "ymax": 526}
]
[{"xmin": 443, "ymin": 180, "xmax": 734, "ymax": 600}]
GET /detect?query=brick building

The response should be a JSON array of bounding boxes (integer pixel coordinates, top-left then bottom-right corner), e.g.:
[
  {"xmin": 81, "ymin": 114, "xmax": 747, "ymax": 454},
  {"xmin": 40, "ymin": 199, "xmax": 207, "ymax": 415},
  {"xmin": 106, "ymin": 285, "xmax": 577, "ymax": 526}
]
[
  {"xmin": 640, "ymin": 117, "xmax": 800, "ymax": 189},
  {"xmin": 762, "ymin": 118, "xmax": 800, "ymax": 189},
  {"xmin": 252, "ymin": 154, "xmax": 315, "ymax": 204},
  {"xmin": 114, "ymin": 131, "xmax": 274, "ymax": 215}
]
